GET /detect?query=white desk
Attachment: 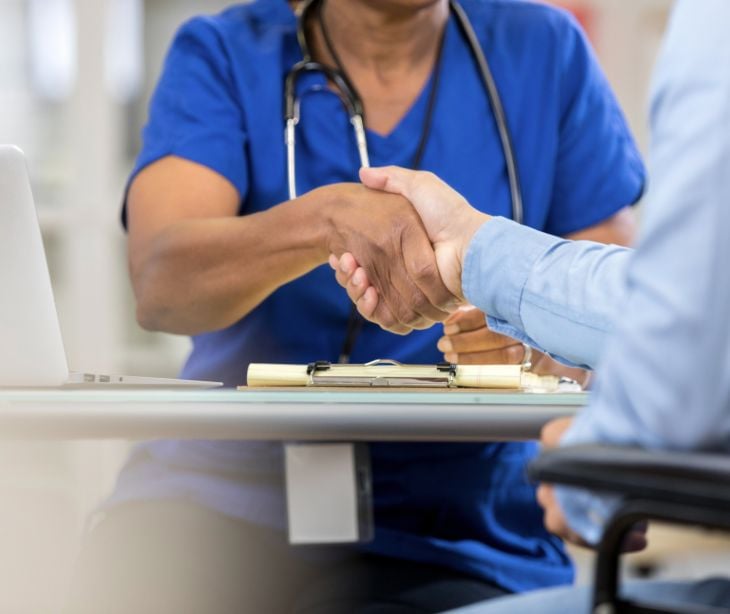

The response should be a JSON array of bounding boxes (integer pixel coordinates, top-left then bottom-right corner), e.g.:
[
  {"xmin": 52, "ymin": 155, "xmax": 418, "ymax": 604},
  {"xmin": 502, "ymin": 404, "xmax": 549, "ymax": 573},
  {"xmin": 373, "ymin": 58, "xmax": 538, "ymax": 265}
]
[
  {"xmin": 0, "ymin": 387, "xmax": 588, "ymax": 543},
  {"xmin": 0, "ymin": 388, "xmax": 586, "ymax": 441}
]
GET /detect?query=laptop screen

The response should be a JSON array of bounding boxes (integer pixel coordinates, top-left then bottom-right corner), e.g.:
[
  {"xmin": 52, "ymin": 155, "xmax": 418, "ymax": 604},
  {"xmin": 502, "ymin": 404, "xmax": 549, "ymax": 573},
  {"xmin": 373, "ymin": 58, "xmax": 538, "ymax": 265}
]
[{"xmin": 0, "ymin": 146, "xmax": 70, "ymax": 386}]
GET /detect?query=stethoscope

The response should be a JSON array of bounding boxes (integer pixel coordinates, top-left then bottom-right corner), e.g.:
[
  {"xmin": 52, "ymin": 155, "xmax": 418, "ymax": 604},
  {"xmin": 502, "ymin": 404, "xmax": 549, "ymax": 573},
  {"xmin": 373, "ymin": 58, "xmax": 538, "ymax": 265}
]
[{"xmin": 284, "ymin": 0, "xmax": 524, "ymax": 362}]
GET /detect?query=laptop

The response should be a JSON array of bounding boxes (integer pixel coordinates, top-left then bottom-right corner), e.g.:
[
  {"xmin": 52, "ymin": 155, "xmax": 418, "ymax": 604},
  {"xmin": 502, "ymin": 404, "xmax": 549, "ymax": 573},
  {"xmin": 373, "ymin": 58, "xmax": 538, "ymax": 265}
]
[{"xmin": 0, "ymin": 145, "xmax": 222, "ymax": 389}]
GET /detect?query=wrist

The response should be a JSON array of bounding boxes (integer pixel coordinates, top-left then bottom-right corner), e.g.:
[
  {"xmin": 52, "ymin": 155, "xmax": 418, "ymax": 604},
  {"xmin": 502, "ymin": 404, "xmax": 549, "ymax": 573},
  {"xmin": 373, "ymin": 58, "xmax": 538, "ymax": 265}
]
[
  {"xmin": 454, "ymin": 210, "xmax": 491, "ymax": 294},
  {"xmin": 296, "ymin": 185, "xmax": 342, "ymax": 261}
]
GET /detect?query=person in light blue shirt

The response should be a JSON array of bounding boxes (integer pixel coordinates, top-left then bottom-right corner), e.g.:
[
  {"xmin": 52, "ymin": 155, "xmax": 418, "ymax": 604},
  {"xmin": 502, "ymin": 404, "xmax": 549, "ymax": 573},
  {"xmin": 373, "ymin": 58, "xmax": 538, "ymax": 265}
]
[{"xmin": 333, "ymin": 0, "xmax": 730, "ymax": 610}]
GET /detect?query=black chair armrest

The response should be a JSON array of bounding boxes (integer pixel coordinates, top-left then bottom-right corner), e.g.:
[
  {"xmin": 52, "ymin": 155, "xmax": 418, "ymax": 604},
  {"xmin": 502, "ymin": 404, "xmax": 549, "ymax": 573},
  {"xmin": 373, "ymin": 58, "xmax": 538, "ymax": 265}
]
[
  {"xmin": 528, "ymin": 444, "xmax": 730, "ymax": 511},
  {"xmin": 529, "ymin": 445, "xmax": 730, "ymax": 614}
]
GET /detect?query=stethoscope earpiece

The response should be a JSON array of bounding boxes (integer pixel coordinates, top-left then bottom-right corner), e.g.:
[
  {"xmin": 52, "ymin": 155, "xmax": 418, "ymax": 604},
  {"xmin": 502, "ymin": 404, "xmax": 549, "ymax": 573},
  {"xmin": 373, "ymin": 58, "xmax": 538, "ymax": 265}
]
[{"xmin": 284, "ymin": 0, "xmax": 522, "ymax": 223}]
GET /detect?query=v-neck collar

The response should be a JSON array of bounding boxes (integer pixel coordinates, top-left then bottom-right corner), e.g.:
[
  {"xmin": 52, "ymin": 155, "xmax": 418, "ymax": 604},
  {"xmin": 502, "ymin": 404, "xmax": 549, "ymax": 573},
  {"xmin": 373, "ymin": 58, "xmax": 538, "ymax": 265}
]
[
  {"xmin": 363, "ymin": 16, "xmax": 456, "ymax": 157},
  {"xmin": 289, "ymin": 8, "xmax": 457, "ymax": 160}
]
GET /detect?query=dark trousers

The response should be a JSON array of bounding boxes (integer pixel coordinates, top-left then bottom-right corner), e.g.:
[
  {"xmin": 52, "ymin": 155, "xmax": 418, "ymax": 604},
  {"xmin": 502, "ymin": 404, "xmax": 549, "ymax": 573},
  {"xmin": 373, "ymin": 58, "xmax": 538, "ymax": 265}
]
[{"xmin": 63, "ymin": 500, "xmax": 508, "ymax": 614}]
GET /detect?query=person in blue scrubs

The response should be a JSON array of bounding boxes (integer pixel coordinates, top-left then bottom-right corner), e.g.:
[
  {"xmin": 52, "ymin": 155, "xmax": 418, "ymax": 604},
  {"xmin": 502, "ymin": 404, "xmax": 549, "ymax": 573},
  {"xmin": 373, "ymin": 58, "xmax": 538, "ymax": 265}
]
[{"xmin": 64, "ymin": 1, "xmax": 644, "ymax": 612}]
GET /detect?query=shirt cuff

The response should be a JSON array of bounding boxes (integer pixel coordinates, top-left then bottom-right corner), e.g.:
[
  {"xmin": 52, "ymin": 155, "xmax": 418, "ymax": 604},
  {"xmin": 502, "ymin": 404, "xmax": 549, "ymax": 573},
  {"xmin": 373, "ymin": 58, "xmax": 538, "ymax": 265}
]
[
  {"xmin": 462, "ymin": 217, "xmax": 562, "ymax": 328},
  {"xmin": 554, "ymin": 414, "xmax": 619, "ymax": 544},
  {"xmin": 555, "ymin": 485, "xmax": 620, "ymax": 546},
  {"xmin": 487, "ymin": 316, "xmax": 587, "ymax": 369},
  {"xmin": 486, "ymin": 317, "xmax": 537, "ymax": 346}
]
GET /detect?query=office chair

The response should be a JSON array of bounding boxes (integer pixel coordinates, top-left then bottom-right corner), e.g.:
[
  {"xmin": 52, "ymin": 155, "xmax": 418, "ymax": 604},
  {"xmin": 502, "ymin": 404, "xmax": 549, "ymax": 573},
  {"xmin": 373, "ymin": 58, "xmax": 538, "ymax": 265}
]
[{"xmin": 529, "ymin": 445, "xmax": 730, "ymax": 614}]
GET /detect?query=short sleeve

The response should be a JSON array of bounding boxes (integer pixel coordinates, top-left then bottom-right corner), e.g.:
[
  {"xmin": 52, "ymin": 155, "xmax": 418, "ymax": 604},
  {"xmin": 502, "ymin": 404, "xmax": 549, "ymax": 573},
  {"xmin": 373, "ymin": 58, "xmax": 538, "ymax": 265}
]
[
  {"xmin": 122, "ymin": 17, "xmax": 248, "ymax": 226},
  {"xmin": 544, "ymin": 14, "xmax": 645, "ymax": 237}
]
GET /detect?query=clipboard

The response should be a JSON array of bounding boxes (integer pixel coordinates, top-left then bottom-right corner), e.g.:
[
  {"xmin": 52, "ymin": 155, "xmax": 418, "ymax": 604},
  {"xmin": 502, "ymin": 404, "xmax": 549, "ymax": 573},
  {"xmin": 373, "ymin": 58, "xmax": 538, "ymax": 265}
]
[{"xmin": 244, "ymin": 359, "xmax": 581, "ymax": 393}]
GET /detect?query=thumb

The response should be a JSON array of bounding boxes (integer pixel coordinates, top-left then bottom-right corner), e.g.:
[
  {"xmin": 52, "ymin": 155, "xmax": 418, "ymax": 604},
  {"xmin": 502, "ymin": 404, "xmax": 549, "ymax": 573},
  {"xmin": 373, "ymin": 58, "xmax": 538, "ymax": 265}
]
[{"xmin": 359, "ymin": 166, "xmax": 417, "ymax": 198}]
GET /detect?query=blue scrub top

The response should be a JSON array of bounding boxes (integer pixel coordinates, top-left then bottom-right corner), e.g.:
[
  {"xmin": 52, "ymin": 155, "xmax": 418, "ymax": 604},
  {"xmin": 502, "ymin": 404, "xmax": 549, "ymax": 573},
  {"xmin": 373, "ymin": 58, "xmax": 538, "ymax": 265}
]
[{"xmin": 113, "ymin": 0, "xmax": 645, "ymax": 593}]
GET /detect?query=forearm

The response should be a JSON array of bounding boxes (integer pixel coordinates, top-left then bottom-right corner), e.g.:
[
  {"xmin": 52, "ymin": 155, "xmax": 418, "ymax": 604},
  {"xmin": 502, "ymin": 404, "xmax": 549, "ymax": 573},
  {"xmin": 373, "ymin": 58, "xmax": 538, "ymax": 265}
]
[
  {"xmin": 131, "ymin": 178, "xmax": 451, "ymax": 335},
  {"xmin": 463, "ymin": 218, "xmax": 632, "ymax": 369},
  {"xmin": 131, "ymin": 192, "xmax": 329, "ymax": 335},
  {"xmin": 528, "ymin": 210, "xmax": 636, "ymax": 379}
]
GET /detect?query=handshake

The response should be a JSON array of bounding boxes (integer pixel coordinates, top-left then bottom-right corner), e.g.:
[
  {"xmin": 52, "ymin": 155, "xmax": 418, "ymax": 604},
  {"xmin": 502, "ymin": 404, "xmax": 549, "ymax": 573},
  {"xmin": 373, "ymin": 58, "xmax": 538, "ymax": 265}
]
[{"xmin": 325, "ymin": 166, "xmax": 491, "ymax": 335}]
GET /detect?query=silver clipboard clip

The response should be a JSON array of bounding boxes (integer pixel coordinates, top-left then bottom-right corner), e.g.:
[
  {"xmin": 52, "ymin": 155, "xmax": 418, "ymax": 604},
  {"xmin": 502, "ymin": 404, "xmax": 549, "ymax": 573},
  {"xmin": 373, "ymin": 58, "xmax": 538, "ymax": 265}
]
[{"xmin": 307, "ymin": 359, "xmax": 458, "ymax": 388}]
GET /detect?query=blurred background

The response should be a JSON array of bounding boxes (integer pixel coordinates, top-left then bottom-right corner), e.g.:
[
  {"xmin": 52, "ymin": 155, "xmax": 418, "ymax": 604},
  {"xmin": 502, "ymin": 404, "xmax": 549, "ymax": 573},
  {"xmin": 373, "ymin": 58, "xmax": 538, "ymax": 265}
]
[{"xmin": 2, "ymin": 0, "xmax": 727, "ymax": 612}]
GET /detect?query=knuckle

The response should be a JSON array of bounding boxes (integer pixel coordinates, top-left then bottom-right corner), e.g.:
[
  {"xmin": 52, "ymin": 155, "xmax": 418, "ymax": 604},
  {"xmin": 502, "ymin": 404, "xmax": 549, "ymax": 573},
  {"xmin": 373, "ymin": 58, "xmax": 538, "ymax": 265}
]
[
  {"xmin": 356, "ymin": 296, "xmax": 373, "ymax": 318},
  {"xmin": 506, "ymin": 345, "xmax": 523, "ymax": 364},
  {"xmin": 448, "ymin": 336, "xmax": 463, "ymax": 353},
  {"xmin": 347, "ymin": 279, "xmax": 363, "ymax": 298},
  {"xmin": 376, "ymin": 310, "xmax": 397, "ymax": 331},
  {"xmin": 411, "ymin": 291, "xmax": 449, "ymax": 322},
  {"xmin": 472, "ymin": 332, "xmax": 497, "ymax": 352},
  {"xmin": 403, "ymin": 312, "xmax": 424, "ymax": 328},
  {"xmin": 469, "ymin": 309, "xmax": 488, "ymax": 327},
  {"xmin": 391, "ymin": 300, "xmax": 418, "ymax": 327},
  {"xmin": 346, "ymin": 281, "xmax": 364, "ymax": 298},
  {"xmin": 410, "ymin": 292, "xmax": 433, "ymax": 317},
  {"xmin": 410, "ymin": 258, "xmax": 439, "ymax": 284},
  {"xmin": 412, "ymin": 317, "xmax": 433, "ymax": 331}
]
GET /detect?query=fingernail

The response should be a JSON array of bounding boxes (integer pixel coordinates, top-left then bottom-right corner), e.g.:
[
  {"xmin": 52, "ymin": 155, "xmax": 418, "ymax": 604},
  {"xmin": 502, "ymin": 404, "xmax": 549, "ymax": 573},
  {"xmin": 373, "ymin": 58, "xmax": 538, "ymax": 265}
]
[
  {"xmin": 352, "ymin": 270, "xmax": 364, "ymax": 286},
  {"xmin": 340, "ymin": 260, "xmax": 351, "ymax": 274},
  {"xmin": 443, "ymin": 324, "xmax": 460, "ymax": 335},
  {"xmin": 437, "ymin": 338, "xmax": 453, "ymax": 353}
]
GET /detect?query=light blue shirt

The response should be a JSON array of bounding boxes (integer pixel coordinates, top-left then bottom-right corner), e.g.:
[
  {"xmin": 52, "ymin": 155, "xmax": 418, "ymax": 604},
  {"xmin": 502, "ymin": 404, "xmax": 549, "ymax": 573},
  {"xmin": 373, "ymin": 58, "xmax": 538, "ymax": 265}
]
[{"xmin": 462, "ymin": 0, "xmax": 730, "ymax": 544}]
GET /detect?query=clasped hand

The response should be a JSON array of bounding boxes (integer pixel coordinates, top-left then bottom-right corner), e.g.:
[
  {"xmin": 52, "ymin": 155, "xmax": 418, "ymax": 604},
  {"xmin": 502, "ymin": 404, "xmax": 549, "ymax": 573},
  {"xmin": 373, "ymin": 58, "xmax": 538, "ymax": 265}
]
[
  {"xmin": 320, "ymin": 180, "xmax": 465, "ymax": 333},
  {"xmin": 328, "ymin": 169, "xmax": 539, "ymax": 368},
  {"xmin": 327, "ymin": 166, "xmax": 490, "ymax": 334}
]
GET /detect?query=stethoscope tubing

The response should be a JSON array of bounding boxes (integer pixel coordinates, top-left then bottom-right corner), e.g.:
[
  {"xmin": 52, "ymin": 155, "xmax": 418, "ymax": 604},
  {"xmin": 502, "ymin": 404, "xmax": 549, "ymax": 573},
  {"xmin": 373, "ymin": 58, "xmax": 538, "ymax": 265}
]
[
  {"xmin": 283, "ymin": 0, "xmax": 525, "ymax": 363},
  {"xmin": 284, "ymin": 0, "xmax": 523, "ymax": 224},
  {"xmin": 449, "ymin": 0, "xmax": 523, "ymax": 225}
]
